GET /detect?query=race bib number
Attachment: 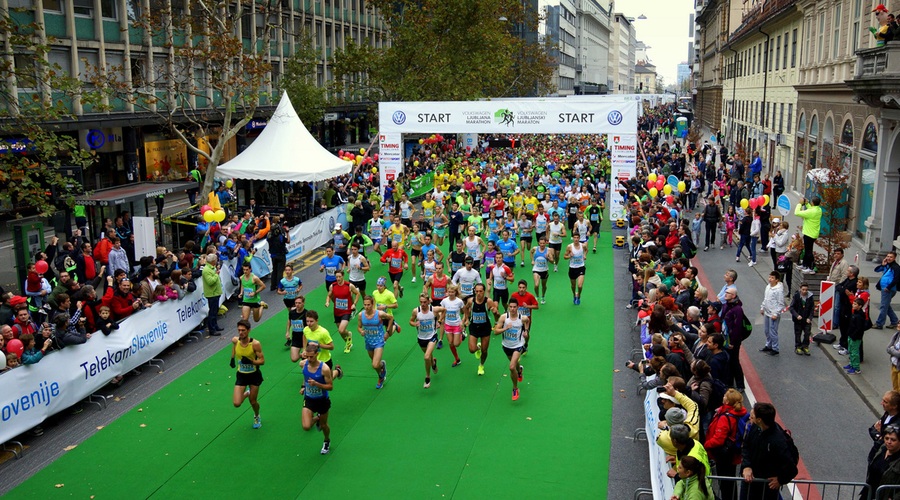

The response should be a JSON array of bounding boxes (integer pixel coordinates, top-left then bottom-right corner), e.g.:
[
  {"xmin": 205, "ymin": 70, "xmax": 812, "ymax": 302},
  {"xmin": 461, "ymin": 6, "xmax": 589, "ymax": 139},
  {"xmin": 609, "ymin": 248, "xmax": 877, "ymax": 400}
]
[
  {"xmin": 472, "ymin": 311, "xmax": 487, "ymax": 324},
  {"xmin": 335, "ymin": 298, "xmax": 348, "ymax": 310},
  {"xmin": 390, "ymin": 257, "xmax": 402, "ymax": 269}
]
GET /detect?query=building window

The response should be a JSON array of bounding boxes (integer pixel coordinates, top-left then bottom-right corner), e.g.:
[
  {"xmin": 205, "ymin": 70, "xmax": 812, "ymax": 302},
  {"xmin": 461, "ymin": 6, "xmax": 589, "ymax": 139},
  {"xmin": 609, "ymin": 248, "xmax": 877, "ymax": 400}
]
[
  {"xmin": 73, "ymin": 0, "xmax": 93, "ymax": 16},
  {"xmin": 862, "ymin": 122, "xmax": 878, "ymax": 152},
  {"xmin": 817, "ymin": 12, "xmax": 826, "ymax": 62},
  {"xmin": 769, "ymin": 40, "xmax": 773, "ymax": 71},
  {"xmin": 852, "ymin": 0, "xmax": 863, "ymax": 53},
  {"xmin": 841, "ymin": 120, "xmax": 854, "ymax": 146},
  {"xmin": 791, "ymin": 29, "xmax": 797, "ymax": 67},
  {"xmin": 13, "ymin": 53, "xmax": 37, "ymax": 89},
  {"xmin": 776, "ymin": 35, "xmax": 781, "ymax": 71},
  {"xmin": 783, "ymin": 32, "xmax": 788, "ymax": 69},
  {"xmin": 787, "ymin": 104, "xmax": 793, "ymax": 133},
  {"xmin": 805, "ymin": 19, "xmax": 812, "ymax": 65},
  {"xmin": 779, "ymin": 103, "xmax": 785, "ymax": 134},
  {"xmin": 832, "ymin": 3, "xmax": 842, "ymax": 60},
  {"xmin": 42, "ymin": 0, "xmax": 61, "ymax": 11}
]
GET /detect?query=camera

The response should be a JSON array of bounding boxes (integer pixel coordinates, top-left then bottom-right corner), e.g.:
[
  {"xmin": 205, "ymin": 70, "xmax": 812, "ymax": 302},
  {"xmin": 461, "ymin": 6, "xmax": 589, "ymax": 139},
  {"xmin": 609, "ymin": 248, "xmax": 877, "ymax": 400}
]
[{"xmin": 656, "ymin": 386, "xmax": 667, "ymax": 393}]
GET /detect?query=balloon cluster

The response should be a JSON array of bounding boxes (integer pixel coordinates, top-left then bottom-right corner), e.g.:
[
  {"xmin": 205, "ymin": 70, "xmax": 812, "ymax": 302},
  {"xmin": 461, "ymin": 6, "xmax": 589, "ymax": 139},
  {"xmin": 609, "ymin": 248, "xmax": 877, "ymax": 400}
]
[
  {"xmin": 419, "ymin": 134, "xmax": 445, "ymax": 145},
  {"xmin": 337, "ymin": 149, "xmax": 377, "ymax": 166},
  {"xmin": 645, "ymin": 173, "xmax": 687, "ymax": 202},
  {"xmin": 739, "ymin": 195, "xmax": 770, "ymax": 211},
  {"xmin": 201, "ymin": 204, "xmax": 226, "ymax": 223}
]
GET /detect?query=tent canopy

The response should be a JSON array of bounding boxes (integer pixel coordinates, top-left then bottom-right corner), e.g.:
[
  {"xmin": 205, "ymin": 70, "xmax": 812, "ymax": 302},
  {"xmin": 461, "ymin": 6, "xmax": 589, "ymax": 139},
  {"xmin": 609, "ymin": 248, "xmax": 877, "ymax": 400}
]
[{"xmin": 216, "ymin": 93, "xmax": 352, "ymax": 182}]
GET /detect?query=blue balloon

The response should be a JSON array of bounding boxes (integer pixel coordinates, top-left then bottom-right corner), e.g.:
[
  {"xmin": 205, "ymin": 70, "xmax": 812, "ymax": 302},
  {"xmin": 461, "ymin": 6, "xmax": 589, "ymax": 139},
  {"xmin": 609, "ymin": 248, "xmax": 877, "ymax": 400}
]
[{"xmin": 670, "ymin": 209, "xmax": 678, "ymax": 218}]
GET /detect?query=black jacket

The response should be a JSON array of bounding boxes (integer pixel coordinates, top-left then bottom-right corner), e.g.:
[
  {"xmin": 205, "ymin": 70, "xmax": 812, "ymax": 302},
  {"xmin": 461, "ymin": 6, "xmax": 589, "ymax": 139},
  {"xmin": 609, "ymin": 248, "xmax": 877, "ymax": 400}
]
[
  {"xmin": 741, "ymin": 423, "xmax": 798, "ymax": 485},
  {"xmin": 789, "ymin": 291, "xmax": 815, "ymax": 323}
]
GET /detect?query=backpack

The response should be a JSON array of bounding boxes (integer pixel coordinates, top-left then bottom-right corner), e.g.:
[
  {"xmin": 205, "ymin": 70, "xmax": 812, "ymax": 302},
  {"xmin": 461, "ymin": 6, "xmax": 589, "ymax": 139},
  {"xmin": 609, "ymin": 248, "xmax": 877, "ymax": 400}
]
[
  {"xmin": 709, "ymin": 378, "xmax": 728, "ymax": 410},
  {"xmin": 740, "ymin": 312, "xmax": 753, "ymax": 340},
  {"xmin": 781, "ymin": 425, "xmax": 801, "ymax": 468},
  {"xmin": 722, "ymin": 411, "xmax": 752, "ymax": 459}
]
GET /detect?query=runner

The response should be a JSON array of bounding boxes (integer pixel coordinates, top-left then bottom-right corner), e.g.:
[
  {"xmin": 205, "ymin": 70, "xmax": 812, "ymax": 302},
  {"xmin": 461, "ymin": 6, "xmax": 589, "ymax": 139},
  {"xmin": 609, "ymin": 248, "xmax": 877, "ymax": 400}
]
[
  {"xmin": 534, "ymin": 204, "xmax": 549, "ymax": 244},
  {"xmin": 494, "ymin": 297, "xmax": 530, "ymax": 401},
  {"xmin": 410, "ymin": 294, "xmax": 444, "ymax": 388},
  {"xmin": 487, "ymin": 252, "xmax": 514, "ymax": 312},
  {"xmin": 573, "ymin": 211, "xmax": 591, "ymax": 247},
  {"xmin": 518, "ymin": 212, "xmax": 534, "ymax": 267},
  {"xmin": 548, "ymin": 212, "xmax": 566, "ymax": 272},
  {"xmin": 349, "ymin": 226, "xmax": 373, "ymax": 258},
  {"xmin": 387, "ymin": 214, "xmax": 408, "ymax": 250},
  {"xmin": 496, "ymin": 229, "xmax": 519, "ymax": 271},
  {"xmin": 512, "ymin": 279, "xmax": 539, "ymax": 354},
  {"xmin": 408, "ymin": 221, "xmax": 425, "ymax": 283},
  {"xmin": 585, "ymin": 197, "xmax": 604, "ymax": 253},
  {"xmin": 372, "ymin": 276, "xmax": 401, "ymax": 337},
  {"xmin": 358, "ymin": 295, "xmax": 393, "ymax": 389},
  {"xmin": 285, "ymin": 296, "xmax": 308, "ymax": 360},
  {"xmin": 466, "ymin": 283, "xmax": 498, "ymax": 375},
  {"xmin": 319, "ymin": 246, "xmax": 345, "ymax": 291},
  {"xmin": 399, "ymin": 192, "xmax": 416, "ymax": 228},
  {"xmin": 231, "ymin": 319, "xmax": 264, "ymax": 428},
  {"xmin": 299, "ymin": 341, "xmax": 334, "ymax": 455},
  {"xmin": 463, "ymin": 225, "xmax": 486, "ymax": 270},
  {"xmin": 420, "ymin": 192, "xmax": 436, "ymax": 232},
  {"xmin": 380, "ymin": 240, "xmax": 408, "ymax": 299},
  {"xmin": 346, "ymin": 243, "xmax": 370, "ymax": 296},
  {"xmin": 239, "ymin": 262, "xmax": 267, "ymax": 322},
  {"xmin": 368, "ymin": 212, "xmax": 388, "ymax": 255},
  {"xmin": 432, "ymin": 205, "xmax": 449, "ymax": 247},
  {"xmin": 440, "ymin": 284, "xmax": 467, "ymax": 367},
  {"xmin": 325, "ymin": 270, "xmax": 361, "ymax": 353},
  {"xmin": 276, "ymin": 264, "xmax": 303, "ymax": 309},
  {"xmin": 425, "ymin": 261, "xmax": 450, "ymax": 308},
  {"xmin": 448, "ymin": 240, "xmax": 467, "ymax": 277},
  {"xmin": 302, "ymin": 309, "xmax": 344, "ymax": 381},
  {"xmin": 531, "ymin": 235, "xmax": 553, "ymax": 304},
  {"xmin": 331, "ymin": 223, "xmax": 351, "ymax": 263},
  {"xmin": 564, "ymin": 228, "xmax": 588, "ymax": 305}
]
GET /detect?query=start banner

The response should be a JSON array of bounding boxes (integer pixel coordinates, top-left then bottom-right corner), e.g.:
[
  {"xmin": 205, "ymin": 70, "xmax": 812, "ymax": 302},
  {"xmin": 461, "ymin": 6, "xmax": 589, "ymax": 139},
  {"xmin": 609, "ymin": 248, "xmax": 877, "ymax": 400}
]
[{"xmin": 0, "ymin": 286, "xmax": 208, "ymax": 443}]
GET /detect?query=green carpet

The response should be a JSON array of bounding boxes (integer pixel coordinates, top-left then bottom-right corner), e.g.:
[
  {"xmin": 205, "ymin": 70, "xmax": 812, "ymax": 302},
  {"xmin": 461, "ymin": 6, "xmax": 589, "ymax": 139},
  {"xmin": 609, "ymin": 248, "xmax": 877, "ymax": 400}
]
[{"xmin": 11, "ymin": 232, "xmax": 614, "ymax": 499}]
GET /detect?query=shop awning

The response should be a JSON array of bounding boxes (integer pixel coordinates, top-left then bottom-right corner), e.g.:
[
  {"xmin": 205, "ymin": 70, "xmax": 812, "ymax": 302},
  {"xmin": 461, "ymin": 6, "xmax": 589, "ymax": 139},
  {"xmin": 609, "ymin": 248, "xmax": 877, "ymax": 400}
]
[{"xmin": 74, "ymin": 181, "xmax": 194, "ymax": 207}]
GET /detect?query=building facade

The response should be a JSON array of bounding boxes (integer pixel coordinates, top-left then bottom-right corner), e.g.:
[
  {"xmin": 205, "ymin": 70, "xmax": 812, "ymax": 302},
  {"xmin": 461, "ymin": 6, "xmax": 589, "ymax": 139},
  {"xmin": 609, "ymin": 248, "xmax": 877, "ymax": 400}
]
[
  {"xmin": 694, "ymin": 0, "xmax": 741, "ymax": 132},
  {"xmin": 574, "ymin": 0, "xmax": 612, "ymax": 94},
  {"xmin": 1, "ymin": 0, "xmax": 389, "ymax": 193},
  {"xmin": 721, "ymin": 0, "xmax": 803, "ymax": 188},
  {"xmin": 610, "ymin": 13, "xmax": 636, "ymax": 93},
  {"xmin": 635, "ymin": 63, "xmax": 657, "ymax": 94},
  {"xmin": 544, "ymin": 0, "xmax": 579, "ymax": 96}
]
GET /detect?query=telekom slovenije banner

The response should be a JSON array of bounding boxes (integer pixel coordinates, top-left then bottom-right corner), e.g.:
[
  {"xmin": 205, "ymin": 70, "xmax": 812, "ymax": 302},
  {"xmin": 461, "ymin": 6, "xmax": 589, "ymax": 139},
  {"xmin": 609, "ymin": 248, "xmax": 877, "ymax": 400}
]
[{"xmin": 0, "ymin": 286, "xmax": 208, "ymax": 443}]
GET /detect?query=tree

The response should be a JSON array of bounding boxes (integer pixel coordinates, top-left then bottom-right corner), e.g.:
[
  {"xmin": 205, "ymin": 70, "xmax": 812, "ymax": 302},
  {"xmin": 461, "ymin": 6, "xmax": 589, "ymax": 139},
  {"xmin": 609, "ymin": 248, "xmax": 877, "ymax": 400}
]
[
  {"xmin": 281, "ymin": 35, "xmax": 327, "ymax": 132},
  {"xmin": 0, "ymin": 7, "xmax": 95, "ymax": 217},
  {"xmin": 89, "ymin": 0, "xmax": 277, "ymax": 198},
  {"xmin": 330, "ymin": 0, "xmax": 555, "ymax": 102},
  {"xmin": 807, "ymin": 151, "xmax": 851, "ymax": 268},
  {"xmin": 655, "ymin": 75, "xmax": 665, "ymax": 94}
]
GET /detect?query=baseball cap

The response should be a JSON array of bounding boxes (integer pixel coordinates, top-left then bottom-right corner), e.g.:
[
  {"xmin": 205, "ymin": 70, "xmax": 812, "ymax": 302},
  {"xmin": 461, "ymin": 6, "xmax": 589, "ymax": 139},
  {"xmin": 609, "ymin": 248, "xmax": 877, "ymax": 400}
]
[
  {"xmin": 334, "ymin": 223, "xmax": 342, "ymax": 230},
  {"xmin": 658, "ymin": 393, "xmax": 678, "ymax": 404}
]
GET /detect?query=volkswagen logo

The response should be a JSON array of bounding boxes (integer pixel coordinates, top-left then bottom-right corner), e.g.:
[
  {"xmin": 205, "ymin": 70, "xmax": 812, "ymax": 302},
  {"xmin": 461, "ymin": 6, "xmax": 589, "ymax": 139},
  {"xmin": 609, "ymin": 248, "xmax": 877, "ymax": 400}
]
[
  {"xmin": 392, "ymin": 111, "xmax": 406, "ymax": 125},
  {"xmin": 607, "ymin": 110, "xmax": 623, "ymax": 126}
]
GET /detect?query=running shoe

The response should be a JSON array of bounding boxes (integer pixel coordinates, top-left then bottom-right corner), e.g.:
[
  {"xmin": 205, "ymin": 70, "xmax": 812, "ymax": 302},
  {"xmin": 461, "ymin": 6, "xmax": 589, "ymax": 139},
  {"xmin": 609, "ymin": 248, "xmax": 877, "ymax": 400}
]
[
  {"xmin": 344, "ymin": 340, "xmax": 352, "ymax": 354},
  {"xmin": 261, "ymin": 301, "xmax": 269, "ymax": 310},
  {"xmin": 424, "ymin": 378, "xmax": 431, "ymax": 388},
  {"xmin": 735, "ymin": 257, "xmax": 740, "ymax": 262},
  {"xmin": 795, "ymin": 348, "xmax": 803, "ymax": 355},
  {"xmin": 395, "ymin": 324, "xmax": 401, "ymax": 333},
  {"xmin": 512, "ymin": 388, "xmax": 519, "ymax": 401},
  {"xmin": 376, "ymin": 377, "xmax": 385, "ymax": 389},
  {"xmin": 477, "ymin": 364, "xmax": 485, "ymax": 376},
  {"xmin": 381, "ymin": 360, "xmax": 387, "ymax": 379},
  {"xmin": 437, "ymin": 340, "xmax": 443, "ymax": 349},
  {"xmin": 475, "ymin": 342, "xmax": 482, "ymax": 359},
  {"xmin": 593, "ymin": 248, "xmax": 597, "ymax": 253},
  {"xmin": 412, "ymin": 276, "xmax": 416, "ymax": 283},
  {"xmin": 321, "ymin": 440, "xmax": 330, "ymax": 455},
  {"xmin": 575, "ymin": 296, "xmax": 581, "ymax": 305},
  {"xmin": 284, "ymin": 339, "xmax": 292, "ymax": 348},
  {"xmin": 432, "ymin": 358, "xmax": 438, "ymax": 373},
  {"xmin": 252, "ymin": 415, "xmax": 261, "ymax": 429},
  {"xmin": 554, "ymin": 265, "xmax": 558, "ymax": 272},
  {"xmin": 335, "ymin": 364, "xmax": 344, "ymax": 380},
  {"xmin": 832, "ymin": 343, "xmax": 842, "ymax": 349},
  {"xmin": 540, "ymin": 297, "xmax": 546, "ymax": 305},
  {"xmin": 399, "ymin": 286, "xmax": 405, "ymax": 298},
  {"xmin": 517, "ymin": 365, "xmax": 524, "ymax": 382},
  {"xmin": 803, "ymin": 347, "xmax": 811, "ymax": 356},
  {"xmin": 846, "ymin": 367, "xmax": 861, "ymax": 375},
  {"xmin": 521, "ymin": 261, "xmax": 525, "ymax": 267},
  {"xmin": 573, "ymin": 297, "xmax": 577, "ymax": 305},
  {"xmin": 452, "ymin": 359, "xmax": 462, "ymax": 367},
  {"xmin": 843, "ymin": 364, "xmax": 853, "ymax": 370}
]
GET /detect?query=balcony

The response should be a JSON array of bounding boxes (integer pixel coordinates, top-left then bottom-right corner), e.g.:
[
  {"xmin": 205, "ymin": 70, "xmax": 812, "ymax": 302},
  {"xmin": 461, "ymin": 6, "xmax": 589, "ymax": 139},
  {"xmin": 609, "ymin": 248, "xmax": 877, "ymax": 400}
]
[{"xmin": 846, "ymin": 42, "xmax": 900, "ymax": 109}]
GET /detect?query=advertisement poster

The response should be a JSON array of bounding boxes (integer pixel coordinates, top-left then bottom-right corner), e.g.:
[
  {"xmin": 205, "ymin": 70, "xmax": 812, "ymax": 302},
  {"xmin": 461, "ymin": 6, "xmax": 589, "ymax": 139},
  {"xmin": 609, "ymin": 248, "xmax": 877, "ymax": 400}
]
[{"xmin": 144, "ymin": 139, "xmax": 188, "ymax": 181}]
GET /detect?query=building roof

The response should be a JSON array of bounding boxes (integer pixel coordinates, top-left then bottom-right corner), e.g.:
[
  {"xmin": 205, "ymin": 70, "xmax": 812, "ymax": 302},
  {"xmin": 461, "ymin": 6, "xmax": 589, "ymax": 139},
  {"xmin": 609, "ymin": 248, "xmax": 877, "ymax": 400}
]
[{"xmin": 635, "ymin": 65, "xmax": 657, "ymax": 74}]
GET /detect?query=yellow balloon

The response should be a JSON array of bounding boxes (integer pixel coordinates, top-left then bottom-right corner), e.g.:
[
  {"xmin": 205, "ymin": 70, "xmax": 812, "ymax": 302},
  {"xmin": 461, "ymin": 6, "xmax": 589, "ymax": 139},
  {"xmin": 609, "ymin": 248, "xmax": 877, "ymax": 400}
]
[
  {"xmin": 648, "ymin": 173, "xmax": 657, "ymax": 182},
  {"xmin": 225, "ymin": 179, "xmax": 233, "ymax": 188},
  {"xmin": 359, "ymin": 148, "xmax": 366, "ymax": 155},
  {"xmin": 764, "ymin": 194, "xmax": 770, "ymax": 206},
  {"xmin": 649, "ymin": 187, "xmax": 658, "ymax": 198},
  {"xmin": 371, "ymin": 167, "xmax": 378, "ymax": 174},
  {"xmin": 213, "ymin": 209, "xmax": 226, "ymax": 222},
  {"xmin": 740, "ymin": 199, "xmax": 749, "ymax": 210},
  {"xmin": 203, "ymin": 210, "xmax": 215, "ymax": 222},
  {"xmin": 431, "ymin": 154, "xmax": 437, "ymax": 159},
  {"xmin": 419, "ymin": 139, "xmax": 424, "ymax": 144},
  {"xmin": 663, "ymin": 184, "xmax": 672, "ymax": 195},
  {"xmin": 677, "ymin": 181, "xmax": 686, "ymax": 192},
  {"xmin": 414, "ymin": 160, "xmax": 420, "ymax": 167}
]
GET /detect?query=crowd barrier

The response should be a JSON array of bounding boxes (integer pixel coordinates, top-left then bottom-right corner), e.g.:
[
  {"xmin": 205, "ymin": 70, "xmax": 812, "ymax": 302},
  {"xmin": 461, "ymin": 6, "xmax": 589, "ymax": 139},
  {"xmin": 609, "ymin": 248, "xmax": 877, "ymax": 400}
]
[
  {"xmin": 640, "ymin": 376, "xmax": 676, "ymax": 500},
  {"xmin": 0, "ymin": 285, "xmax": 208, "ymax": 444},
  {"xmin": 708, "ymin": 475, "xmax": 870, "ymax": 500}
]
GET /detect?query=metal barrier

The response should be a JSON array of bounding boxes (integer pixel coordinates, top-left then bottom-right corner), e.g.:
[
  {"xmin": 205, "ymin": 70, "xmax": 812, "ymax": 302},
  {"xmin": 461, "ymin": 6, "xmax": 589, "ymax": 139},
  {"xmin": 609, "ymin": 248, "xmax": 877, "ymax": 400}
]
[
  {"xmin": 708, "ymin": 475, "xmax": 871, "ymax": 500},
  {"xmin": 876, "ymin": 484, "xmax": 900, "ymax": 500}
]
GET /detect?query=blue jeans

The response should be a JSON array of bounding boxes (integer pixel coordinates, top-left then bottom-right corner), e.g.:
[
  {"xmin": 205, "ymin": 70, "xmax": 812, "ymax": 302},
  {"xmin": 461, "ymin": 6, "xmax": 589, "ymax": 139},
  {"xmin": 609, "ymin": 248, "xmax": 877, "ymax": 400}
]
[
  {"xmin": 764, "ymin": 315, "xmax": 781, "ymax": 351},
  {"xmin": 877, "ymin": 288, "xmax": 898, "ymax": 327},
  {"xmin": 749, "ymin": 236, "xmax": 758, "ymax": 262}
]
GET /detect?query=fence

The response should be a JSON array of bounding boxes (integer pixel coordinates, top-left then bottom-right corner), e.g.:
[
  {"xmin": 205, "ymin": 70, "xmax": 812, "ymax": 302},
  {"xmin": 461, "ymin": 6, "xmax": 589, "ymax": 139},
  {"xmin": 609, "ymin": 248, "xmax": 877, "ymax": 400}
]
[{"xmin": 708, "ymin": 476, "xmax": 870, "ymax": 500}]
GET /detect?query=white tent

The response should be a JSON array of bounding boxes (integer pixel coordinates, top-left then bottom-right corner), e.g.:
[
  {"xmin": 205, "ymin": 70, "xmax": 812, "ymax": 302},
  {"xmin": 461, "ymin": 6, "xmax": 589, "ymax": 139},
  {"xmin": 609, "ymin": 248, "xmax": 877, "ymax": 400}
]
[{"xmin": 216, "ymin": 93, "xmax": 352, "ymax": 181}]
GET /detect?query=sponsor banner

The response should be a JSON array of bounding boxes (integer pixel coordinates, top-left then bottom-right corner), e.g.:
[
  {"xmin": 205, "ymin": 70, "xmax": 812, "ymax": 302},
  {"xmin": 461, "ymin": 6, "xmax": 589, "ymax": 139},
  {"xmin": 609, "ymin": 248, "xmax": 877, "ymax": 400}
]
[
  {"xmin": 285, "ymin": 204, "xmax": 348, "ymax": 262},
  {"xmin": 0, "ymin": 287, "xmax": 208, "ymax": 443},
  {"xmin": 378, "ymin": 100, "xmax": 638, "ymax": 135},
  {"xmin": 644, "ymin": 377, "xmax": 676, "ymax": 500},
  {"xmin": 609, "ymin": 134, "xmax": 637, "ymax": 221},
  {"xmin": 379, "ymin": 133, "xmax": 403, "ymax": 198},
  {"xmin": 462, "ymin": 133, "xmax": 478, "ymax": 154}
]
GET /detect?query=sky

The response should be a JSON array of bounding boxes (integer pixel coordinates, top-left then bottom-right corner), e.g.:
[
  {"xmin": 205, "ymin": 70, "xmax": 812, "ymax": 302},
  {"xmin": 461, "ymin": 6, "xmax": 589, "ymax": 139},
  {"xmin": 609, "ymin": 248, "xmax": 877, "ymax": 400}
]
[{"xmin": 614, "ymin": 0, "xmax": 694, "ymax": 86}]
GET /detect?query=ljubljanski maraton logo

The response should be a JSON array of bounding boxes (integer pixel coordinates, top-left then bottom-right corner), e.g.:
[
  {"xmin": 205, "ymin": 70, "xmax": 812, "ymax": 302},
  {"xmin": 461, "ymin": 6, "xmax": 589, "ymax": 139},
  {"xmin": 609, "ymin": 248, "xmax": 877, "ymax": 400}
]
[
  {"xmin": 392, "ymin": 111, "xmax": 406, "ymax": 125},
  {"xmin": 607, "ymin": 110, "xmax": 623, "ymax": 126},
  {"xmin": 613, "ymin": 136, "xmax": 621, "ymax": 144},
  {"xmin": 495, "ymin": 109, "xmax": 515, "ymax": 127}
]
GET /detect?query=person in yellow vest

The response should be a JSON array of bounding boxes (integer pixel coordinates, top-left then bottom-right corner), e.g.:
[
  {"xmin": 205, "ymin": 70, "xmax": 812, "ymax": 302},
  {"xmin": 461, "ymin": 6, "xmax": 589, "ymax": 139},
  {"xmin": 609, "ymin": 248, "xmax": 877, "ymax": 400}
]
[{"xmin": 231, "ymin": 319, "xmax": 265, "ymax": 429}]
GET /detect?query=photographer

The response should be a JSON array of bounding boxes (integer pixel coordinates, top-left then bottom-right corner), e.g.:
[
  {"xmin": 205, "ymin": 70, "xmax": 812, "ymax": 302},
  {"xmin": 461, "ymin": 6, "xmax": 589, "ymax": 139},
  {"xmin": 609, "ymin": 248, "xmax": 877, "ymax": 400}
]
[{"xmin": 109, "ymin": 278, "xmax": 146, "ymax": 321}]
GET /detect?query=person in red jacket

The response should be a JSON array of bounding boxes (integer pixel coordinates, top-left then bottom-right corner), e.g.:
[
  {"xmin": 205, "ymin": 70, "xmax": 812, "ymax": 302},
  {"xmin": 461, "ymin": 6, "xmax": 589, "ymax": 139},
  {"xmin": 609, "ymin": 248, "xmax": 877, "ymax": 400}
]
[
  {"xmin": 380, "ymin": 240, "xmax": 409, "ymax": 299},
  {"xmin": 109, "ymin": 278, "xmax": 145, "ymax": 320},
  {"xmin": 93, "ymin": 230, "xmax": 114, "ymax": 266},
  {"xmin": 704, "ymin": 388, "xmax": 748, "ymax": 500}
]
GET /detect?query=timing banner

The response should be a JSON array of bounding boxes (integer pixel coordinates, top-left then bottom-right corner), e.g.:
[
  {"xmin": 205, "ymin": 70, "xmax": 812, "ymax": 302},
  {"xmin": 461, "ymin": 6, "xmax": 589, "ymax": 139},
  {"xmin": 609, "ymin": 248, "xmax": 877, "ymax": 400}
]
[
  {"xmin": 378, "ymin": 100, "xmax": 638, "ymax": 135},
  {"xmin": 609, "ymin": 134, "xmax": 638, "ymax": 221},
  {"xmin": 0, "ymin": 286, "xmax": 208, "ymax": 443}
]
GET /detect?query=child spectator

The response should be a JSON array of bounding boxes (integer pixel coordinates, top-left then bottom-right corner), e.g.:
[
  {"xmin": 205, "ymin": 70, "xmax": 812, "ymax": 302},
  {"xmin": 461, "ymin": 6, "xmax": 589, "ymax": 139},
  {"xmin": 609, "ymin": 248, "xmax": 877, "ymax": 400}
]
[
  {"xmin": 845, "ymin": 298, "xmax": 866, "ymax": 375},
  {"xmin": 19, "ymin": 333, "xmax": 51, "ymax": 365},
  {"xmin": 789, "ymin": 282, "xmax": 814, "ymax": 356},
  {"xmin": 5, "ymin": 352, "xmax": 19, "ymax": 369},
  {"xmin": 690, "ymin": 213, "xmax": 702, "ymax": 246},
  {"xmin": 154, "ymin": 284, "xmax": 171, "ymax": 302},
  {"xmin": 97, "ymin": 306, "xmax": 119, "ymax": 336}
]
